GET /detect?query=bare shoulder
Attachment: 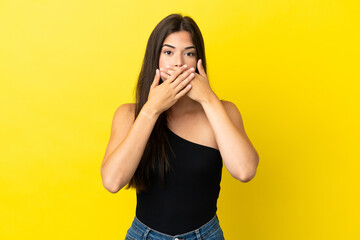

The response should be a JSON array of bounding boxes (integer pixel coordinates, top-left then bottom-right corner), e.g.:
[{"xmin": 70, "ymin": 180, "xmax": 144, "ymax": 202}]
[
  {"xmin": 111, "ymin": 103, "xmax": 136, "ymax": 136},
  {"xmin": 220, "ymin": 99, "xmax": 236, "ymax": 108},
  {"xmin": 220, "ymin": 99, "xmax": 239, "ymax": 114},
  {"xmin": 114, "ymin": 103, "xmax": 135, "ymax": 117},
  {"xmin": 220, "ymin": 99, "xmax": 246, "ymax": 133}
]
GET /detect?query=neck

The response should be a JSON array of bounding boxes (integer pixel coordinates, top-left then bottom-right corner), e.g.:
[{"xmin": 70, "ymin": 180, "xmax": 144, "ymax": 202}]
[{"xmin": 166, "ymin": 95, "xmax": 202, "ymax": 118}]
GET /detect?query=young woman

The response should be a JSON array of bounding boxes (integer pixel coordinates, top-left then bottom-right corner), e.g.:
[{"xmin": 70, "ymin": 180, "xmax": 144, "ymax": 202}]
[{"xmin": 100, "ymin": 13, "xmax": 259, "ymax": 240}]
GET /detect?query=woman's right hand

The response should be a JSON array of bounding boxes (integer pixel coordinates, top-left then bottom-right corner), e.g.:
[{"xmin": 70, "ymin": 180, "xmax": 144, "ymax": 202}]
[{"xmin": 146, "ymin": 65, "xmax": 195, "ymax": 115}]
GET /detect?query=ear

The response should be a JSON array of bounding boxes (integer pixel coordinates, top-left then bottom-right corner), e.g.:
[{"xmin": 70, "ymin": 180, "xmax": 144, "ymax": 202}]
[{"xmin": 197, "ymin": 59, "xmax": 207, "ymax": 77}]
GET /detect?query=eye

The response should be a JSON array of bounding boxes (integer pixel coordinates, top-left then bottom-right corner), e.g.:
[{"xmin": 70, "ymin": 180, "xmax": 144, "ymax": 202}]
[
  {"xmin": 164, "ymin": 50, "xmax": 172, "ymax": 55},
  {"xmin": 186, "ymin": 52, "xmax": 196, "ymax": 57}
]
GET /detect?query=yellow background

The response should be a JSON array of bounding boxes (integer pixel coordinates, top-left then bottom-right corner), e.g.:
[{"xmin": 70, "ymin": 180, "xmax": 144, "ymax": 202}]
[{"xmin": 1, "ymin": 0, "xmax": 359, "ymax": 239}]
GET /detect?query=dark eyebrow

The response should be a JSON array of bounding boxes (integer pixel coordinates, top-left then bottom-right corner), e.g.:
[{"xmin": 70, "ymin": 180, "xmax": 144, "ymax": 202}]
[{"xmin": 162, "ymin": 44, "xmax": 195, "ymax": 50}]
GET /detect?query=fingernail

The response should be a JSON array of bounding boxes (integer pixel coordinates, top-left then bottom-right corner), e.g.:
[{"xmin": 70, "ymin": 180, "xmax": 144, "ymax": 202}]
[
  {"xmin": 190, "ymin": 67, "xmax": 194, "ymax": 71},
  {"xmin": 166, "ymin": 65, "xmax": 170, "ymax": 68},
  {"xmin": 183, "ymin": 65, "xmax": 187, "ymax": 68},
  {"xmin": 160, "ymin": 68, "xmax": 164, "ymax": 71}
]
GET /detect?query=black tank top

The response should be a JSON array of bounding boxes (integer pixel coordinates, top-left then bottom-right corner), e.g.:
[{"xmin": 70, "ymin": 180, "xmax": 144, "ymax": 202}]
[{"xmin": 135, "ymin": 126, "xmax": 223, "ymax": 235}]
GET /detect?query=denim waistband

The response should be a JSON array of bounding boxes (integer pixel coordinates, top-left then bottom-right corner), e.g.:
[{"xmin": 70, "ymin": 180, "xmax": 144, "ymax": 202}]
[{"xmin": 131, "ymin": 214, "xmax": 220, "ymax": 239}]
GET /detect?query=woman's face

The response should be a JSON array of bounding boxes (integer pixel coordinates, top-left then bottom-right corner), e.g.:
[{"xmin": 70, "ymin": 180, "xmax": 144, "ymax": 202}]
[{"xmin": 159, "ymin": 31, "xmax": 197, "ymax": 80}]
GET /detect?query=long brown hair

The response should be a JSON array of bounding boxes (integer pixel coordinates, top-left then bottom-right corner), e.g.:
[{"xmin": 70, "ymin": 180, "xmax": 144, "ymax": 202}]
[{"xmin": 124, "ymin": 13, "xmax": 207, "ymax": 193}]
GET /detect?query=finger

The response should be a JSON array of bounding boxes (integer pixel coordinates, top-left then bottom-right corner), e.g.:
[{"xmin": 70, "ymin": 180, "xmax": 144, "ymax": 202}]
[
  {"xmin": 162, "ymin": 67, "xmax": 175, "ymax": 75},
  {"xmin": 160, "ymin": 68, "xmax": 174, "ymax": 76},
  {"xmin": 151, "ymin": 69, "xmax": 160, "ymax": 88},
  {"xmin": 167, "ymin": 65, "xmax": 188, "ymax": 83},
  {"xmin": 174, "ymin": 71, "xmax": 195, "ymax": 92},
  {"xmin": 175, "ymin": 83, "xmax": 192, "ymax": 100},
  {"xmin": 171, "ymin": 67, "xmax": 195, "ymax": 87},
  {"xmin": 160, "ymin": 70, "xmax": 171, "ymax": 81},
  {"xmin": 197, "ymin": 59, "xmax": 207, "ymax": 77}
]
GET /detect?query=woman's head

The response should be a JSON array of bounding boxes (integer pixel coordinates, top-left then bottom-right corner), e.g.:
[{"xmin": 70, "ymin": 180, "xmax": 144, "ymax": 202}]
[
  {"xmin": 139, "ymin": 13, "xmax": 206, "ymax": 87},
  {"xmin": 136, "ymin": 13, "xmax": 207, "ymax": 110}
]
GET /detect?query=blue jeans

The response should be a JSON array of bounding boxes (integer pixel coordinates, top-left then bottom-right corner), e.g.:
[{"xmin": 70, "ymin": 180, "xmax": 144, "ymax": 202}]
[{"xmin": 125, "ymin": 214, "xmax": 225, "ymax": 240}]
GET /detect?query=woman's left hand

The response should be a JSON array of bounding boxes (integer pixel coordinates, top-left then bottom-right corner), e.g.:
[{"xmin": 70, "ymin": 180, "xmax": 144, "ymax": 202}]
[{"xmin": 160, "ymin": 59, "xmax": 216, "ymax": 104}]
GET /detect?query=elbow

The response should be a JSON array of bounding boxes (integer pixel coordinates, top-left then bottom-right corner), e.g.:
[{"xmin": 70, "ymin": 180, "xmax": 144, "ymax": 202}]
[
  {"xmin": 237, "ymin": 155, "xmax": 259, "ymax": 183},
  {"xmin": 238, "ymin": 169, "xmax": 257, "ymax": 183},
  {"xmin": 239, "ymin": 174, "xmax": 254, "ymax": 183},
  {"xmin": 104, "ymin": 182, "xmax": 121, "ymax": 194},
  {"xmin": 100, "ymin": 169, "xmax": 123, "ymax": 194}
]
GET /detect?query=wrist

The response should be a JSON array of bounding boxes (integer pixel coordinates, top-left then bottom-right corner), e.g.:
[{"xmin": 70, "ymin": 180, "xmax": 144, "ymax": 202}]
[
  {"xmin": 141, "ymin": 102, "xmax": 160, "ymax": 119},
  {"xmin": 200, "ymin": 92, "xmax": 219, "ymax": 106}
]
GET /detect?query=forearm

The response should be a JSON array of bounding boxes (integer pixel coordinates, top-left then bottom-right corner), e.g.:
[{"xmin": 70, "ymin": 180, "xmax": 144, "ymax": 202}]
[
  {"xmin": 101, "ymin": 103, "xmax": 160, "ymax": 192},
  {"xmin": 201, "ymin": 94, "xmax": 259, "ymax": 181}
]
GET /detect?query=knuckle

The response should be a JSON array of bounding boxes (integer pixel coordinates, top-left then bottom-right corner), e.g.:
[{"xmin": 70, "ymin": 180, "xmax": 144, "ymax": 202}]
[
  {"xmin": 180, "ymin": 81, "xmax": 186, "ymax": 88},
  {"xmin": 182, "ymin": 71, "xmax": 190, "ymax": 77}
]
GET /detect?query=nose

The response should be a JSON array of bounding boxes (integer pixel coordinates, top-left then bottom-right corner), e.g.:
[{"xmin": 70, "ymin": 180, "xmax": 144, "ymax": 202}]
[{"xmin": 174, "ymin": 53, "xmax": 184, "ymax": 68}]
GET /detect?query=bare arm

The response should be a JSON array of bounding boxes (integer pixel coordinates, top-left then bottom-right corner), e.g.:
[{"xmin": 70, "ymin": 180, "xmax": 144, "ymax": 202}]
[
  {"xmin": 202, "ymin": 96, "xmax": 259, "ymax": 182},
  {"xmin": 100, "ymin": 103, "xmax": 160, "ymax": 193}
]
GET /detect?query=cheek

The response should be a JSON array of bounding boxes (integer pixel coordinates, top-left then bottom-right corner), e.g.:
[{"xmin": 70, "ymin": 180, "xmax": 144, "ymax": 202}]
[
  {"xmin": 186, "ymin": 58, "xmax": 197, "ymax": 67},
  {"xmin": 158, "ymin": 56, "xmax": 167, "ymax": 69}
]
